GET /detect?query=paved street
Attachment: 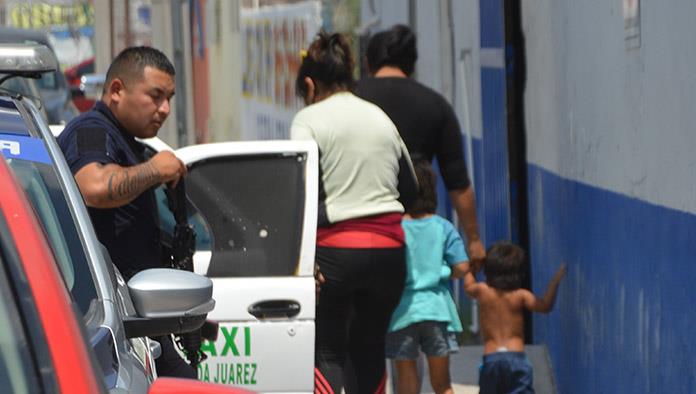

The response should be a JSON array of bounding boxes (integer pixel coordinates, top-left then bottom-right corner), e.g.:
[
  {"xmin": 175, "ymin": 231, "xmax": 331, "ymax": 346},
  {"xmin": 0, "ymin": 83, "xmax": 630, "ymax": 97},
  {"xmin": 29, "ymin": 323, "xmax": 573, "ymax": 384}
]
[{"xmin": 385, "ymin": 345, "xmax": 556, "ymax": 394}]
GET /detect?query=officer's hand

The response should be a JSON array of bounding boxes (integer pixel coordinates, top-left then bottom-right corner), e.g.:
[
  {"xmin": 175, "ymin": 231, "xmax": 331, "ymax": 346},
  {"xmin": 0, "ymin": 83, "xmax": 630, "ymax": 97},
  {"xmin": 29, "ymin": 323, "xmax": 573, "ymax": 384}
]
[{"xmin": 150, "ymin": 151, "xmax": 187, "ymax": 188}]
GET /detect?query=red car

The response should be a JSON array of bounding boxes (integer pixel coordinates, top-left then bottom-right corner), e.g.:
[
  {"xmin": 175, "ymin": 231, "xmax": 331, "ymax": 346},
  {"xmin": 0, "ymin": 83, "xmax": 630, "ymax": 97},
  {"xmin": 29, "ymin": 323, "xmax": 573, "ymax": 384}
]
[
  {"xmin": 0, "ymin": 155, "xmax": 252, "ymax": 393},
  {"xmin": 64, "ymin": 56, "xmax": 96, "ymax": 112}
]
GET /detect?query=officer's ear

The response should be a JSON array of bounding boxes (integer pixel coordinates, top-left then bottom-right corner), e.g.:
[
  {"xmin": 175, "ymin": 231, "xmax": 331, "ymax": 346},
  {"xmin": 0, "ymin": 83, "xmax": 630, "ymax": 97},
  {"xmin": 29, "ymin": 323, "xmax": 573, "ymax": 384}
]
[{"xmin": 106, "ymin": 78, "xmax": 126, "ymax": 103}]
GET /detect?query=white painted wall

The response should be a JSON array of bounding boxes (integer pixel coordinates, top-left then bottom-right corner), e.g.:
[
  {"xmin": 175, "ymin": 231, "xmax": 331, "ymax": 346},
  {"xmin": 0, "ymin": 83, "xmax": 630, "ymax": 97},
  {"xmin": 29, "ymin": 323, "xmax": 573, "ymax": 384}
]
[
  {"xmin": 149, "ymin": 0, "xmax": 195, "ymax": 148},
  {"xmin": 93, "ymin": 1, "xmax": 111, "ymax": 74},
  {"xmin": 451, "ymin": 0, "xmax": 482, "ymax": 140},
  {"xmin": 413, "ymin": 1, "xmax": 443, "ymax": 93},
  {"xmin": 360, "ymin": 0, "xmax": 408, "ymax": 32},
  {"xmin": 523, "ymin": 1, "xmax": 696, "ymax": 213},
  {"xmin": 150, "ymin": 0, "xmax": 179, "ymax": 147},
  {"xmin": 206, "ymin": 0, "xmax": 243, "ymax": 142}
]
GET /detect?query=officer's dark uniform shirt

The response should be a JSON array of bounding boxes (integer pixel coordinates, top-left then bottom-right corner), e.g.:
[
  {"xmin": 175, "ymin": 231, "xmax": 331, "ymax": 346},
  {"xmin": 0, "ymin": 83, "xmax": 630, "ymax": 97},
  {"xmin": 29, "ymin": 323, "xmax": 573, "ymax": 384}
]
[
  {"xmin": 356, "ymin": 77, "xmax": 471, "ymax": 191},
  {"xmin": 58, "ymin": 101, "xmax": 161, "ymax": 279}
]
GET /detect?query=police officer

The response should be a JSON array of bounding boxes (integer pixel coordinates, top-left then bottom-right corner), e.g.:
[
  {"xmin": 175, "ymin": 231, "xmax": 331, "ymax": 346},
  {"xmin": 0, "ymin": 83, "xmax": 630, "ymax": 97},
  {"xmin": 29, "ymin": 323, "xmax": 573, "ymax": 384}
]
[{"xmin": 58, "ymin": 46, "xmax": 194, "ymax": 379}]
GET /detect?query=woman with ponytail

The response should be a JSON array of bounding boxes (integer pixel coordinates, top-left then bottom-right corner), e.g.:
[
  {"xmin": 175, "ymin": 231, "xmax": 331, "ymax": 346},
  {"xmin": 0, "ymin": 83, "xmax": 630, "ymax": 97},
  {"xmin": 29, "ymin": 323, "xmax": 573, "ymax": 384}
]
[{"xmin": 291, "ymin": 31, "xmax": 417, "ymax": 394}]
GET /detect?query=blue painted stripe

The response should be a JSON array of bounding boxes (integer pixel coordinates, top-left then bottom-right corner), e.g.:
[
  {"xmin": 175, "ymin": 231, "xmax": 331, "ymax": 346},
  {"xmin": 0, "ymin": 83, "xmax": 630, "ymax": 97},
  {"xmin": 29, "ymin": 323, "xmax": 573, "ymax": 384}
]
[
  {"xmin": 528, "ymin": 163, "xmax": 696, "ymax": 394},
  {"xmin": 480, "ymin": 68, "xmax": 510, "ymax": 245},
  {"xmin": 479, "ymin": 0, "xmax": 504, "ymax": 48},
  {"xmin": 0, "ymin": 134, "xmax": 51, "ymax": 165}
]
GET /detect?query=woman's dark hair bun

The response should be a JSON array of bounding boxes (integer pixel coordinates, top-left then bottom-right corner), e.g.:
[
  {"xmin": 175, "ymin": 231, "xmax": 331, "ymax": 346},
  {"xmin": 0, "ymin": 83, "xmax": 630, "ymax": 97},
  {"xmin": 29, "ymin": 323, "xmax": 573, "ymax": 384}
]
[{"xmin": 295, "ymin": 31, "xmax": 354, "ymax": 99}]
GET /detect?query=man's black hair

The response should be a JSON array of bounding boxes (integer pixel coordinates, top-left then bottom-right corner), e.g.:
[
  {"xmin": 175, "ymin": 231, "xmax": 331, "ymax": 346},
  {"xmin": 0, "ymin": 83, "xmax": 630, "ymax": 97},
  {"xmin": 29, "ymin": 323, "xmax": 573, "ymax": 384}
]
[
  {"xmin": 366, "ymin": 24, "xmax": 417, "ymax": 76},
  {"xmin": 484, "ymin": 241, "xmax": 526, "ymax": 290},
  {"xmin": 407, "ymin": 159, "xmax": 437, "ymax": 216},
  {"xmin": 105, "ymin": 46, "xmax": 175, "ymax": 89}
]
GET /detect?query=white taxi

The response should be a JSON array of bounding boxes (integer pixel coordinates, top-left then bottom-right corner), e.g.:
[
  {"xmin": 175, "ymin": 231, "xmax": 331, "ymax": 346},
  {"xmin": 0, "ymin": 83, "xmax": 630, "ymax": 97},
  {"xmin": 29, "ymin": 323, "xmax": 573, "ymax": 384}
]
[{"xmin": 146, "ymin": 138, "xmax": 318, "ymax": 393}]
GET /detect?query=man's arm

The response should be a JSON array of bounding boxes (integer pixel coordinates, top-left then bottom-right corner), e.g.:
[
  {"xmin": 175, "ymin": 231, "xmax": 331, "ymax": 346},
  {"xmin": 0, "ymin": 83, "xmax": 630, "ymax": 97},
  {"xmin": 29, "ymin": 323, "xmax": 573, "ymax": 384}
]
[
  {"xmin": 75, "ymin": 150, "xmax": 186, "ymax": 208},
  {"xmin": 449, "ymin": 186, "xmax": 485, "ymax": 264},
  {"xmin": 522, "ymin": 263, "xmax": 567, "ymax": 313}
]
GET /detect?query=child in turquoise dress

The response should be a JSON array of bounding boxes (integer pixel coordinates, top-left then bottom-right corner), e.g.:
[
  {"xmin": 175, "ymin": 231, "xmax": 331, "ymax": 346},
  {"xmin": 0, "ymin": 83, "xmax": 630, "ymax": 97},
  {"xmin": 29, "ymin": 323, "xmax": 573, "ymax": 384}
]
[{"xmin": 386, "ymin": 160, "xmax": 473, "ymax": 394}]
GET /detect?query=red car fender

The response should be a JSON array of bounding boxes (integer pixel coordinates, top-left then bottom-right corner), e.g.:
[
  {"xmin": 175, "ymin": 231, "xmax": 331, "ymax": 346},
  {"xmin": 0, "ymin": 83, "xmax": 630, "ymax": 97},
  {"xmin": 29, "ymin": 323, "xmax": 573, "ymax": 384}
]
[
  {"xmin": 149, "ymin": 377, "xmax": 256, "ymax": 394},
  {"xmin": 0, "ymin": 158, "xmax": 102, "ymax": 394}
]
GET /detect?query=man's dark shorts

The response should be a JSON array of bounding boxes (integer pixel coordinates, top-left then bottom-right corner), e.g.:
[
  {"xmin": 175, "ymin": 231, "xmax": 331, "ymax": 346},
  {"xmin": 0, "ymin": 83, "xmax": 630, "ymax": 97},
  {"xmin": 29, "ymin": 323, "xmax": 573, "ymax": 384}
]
[{"xmin": 479, "ymin": 351, "xmax": 534, "ymax": 394}]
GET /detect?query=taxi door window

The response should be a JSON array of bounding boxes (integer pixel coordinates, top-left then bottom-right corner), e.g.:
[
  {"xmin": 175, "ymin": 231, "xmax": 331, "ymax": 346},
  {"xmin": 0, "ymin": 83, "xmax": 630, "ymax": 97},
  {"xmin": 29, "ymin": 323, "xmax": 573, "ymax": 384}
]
[
  {"xmin": 155, "ymin": 185, "xmax": 212, "ymax": 251},
  {"xmin": 186, "ymin": 153, "xmax": 306, "ymax": 277}
]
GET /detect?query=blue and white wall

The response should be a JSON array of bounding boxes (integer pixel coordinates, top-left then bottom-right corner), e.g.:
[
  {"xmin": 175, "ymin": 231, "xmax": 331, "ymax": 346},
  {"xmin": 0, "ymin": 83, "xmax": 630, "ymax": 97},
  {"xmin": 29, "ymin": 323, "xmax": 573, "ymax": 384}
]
[{"xmin": 522, "ymin": 2, "xmax": 696, "ymax": 392}]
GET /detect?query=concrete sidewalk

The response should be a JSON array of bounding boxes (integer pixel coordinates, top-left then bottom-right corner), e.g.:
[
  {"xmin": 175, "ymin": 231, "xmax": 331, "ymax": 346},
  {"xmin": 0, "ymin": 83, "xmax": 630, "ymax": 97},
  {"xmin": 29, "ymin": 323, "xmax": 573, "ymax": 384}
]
[{"xmin": 386, "ymin": 345, "xmax": 557, "ymax": 394}]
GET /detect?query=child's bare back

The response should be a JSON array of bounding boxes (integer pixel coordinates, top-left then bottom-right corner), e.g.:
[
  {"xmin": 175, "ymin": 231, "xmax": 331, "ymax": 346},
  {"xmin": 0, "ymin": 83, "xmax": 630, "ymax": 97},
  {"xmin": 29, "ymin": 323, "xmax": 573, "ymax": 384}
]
[
  {"xmin": 464, "ymin": 242, "xmax": 566, "ymax": 355},
  {"xmin": 477, "ymin": 286, "xmax": 529, "ymax": 353},
  {"xmin": 465, "ymin": 241, "xmax": 565, "ymax": 393}
]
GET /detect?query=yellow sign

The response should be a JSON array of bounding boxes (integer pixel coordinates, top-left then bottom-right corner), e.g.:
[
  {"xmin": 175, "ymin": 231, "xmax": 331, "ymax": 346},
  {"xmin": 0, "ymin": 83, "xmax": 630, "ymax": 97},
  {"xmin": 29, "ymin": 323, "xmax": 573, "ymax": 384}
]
[{"xmin": 10, "ymin": 2, "xmax": 94, "ymax": 30}]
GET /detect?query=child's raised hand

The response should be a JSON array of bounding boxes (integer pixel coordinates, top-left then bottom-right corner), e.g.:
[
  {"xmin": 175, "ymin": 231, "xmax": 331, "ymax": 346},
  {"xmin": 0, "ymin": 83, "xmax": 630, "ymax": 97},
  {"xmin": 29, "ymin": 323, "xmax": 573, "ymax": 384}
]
[{"xmin": 554, "ymin": 263, "xmax": 567, "ymax": 280}]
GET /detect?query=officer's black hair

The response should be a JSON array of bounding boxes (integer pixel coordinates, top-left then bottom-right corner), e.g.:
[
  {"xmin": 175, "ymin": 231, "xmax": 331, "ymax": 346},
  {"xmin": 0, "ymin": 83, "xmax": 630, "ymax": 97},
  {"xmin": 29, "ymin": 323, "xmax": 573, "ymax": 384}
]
[{"xmin": 104, "ymin": 46, "xmax": 175, "ymax": 91}]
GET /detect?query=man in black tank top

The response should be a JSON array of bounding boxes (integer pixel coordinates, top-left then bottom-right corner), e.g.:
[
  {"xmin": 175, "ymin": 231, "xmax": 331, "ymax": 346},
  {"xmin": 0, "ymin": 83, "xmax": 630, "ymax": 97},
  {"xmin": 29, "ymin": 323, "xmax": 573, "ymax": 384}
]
[{"xmin": 356, "ymin": 24, "xmax": 485, "ymax": 265}]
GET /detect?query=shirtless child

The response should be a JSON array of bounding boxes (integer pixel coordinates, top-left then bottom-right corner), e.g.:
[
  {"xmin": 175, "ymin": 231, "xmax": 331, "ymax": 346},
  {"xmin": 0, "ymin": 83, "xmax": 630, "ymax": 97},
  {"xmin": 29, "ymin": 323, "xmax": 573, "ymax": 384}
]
[{"xmin": 464, "ymin": 241, "xmax": 566, "ymax": 394}]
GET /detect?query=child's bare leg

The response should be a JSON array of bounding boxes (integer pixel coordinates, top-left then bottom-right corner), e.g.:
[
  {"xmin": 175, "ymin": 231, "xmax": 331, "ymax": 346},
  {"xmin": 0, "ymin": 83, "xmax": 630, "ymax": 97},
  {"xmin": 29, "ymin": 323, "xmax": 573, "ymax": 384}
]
[
  {"xmin": 426, "ymin": 356, "xmax": 454, "ymax": 394},
  {"xmin": 394, "ymin": 359, "xmax": 420, "ymax": 394}
]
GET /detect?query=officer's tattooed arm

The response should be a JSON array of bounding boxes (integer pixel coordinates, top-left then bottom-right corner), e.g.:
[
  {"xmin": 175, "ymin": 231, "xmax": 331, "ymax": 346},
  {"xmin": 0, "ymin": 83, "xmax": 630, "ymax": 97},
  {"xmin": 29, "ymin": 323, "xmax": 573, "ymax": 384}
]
[
  {"xmin": 105, "ymin": 161, "xmax": 160, "ymax": 202},
  {"xmin": 75, "ymin": 151, "xmax": 186, "ymax": 208}
]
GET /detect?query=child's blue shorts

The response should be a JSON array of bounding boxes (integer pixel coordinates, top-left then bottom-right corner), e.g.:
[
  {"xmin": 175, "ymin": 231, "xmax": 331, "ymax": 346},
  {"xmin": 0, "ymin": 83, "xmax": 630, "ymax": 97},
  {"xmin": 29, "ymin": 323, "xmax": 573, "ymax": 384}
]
[
  {"xmin": 385, "ymin": 321, "xmax": 458, "ymax": 359},
  {"xmin": 479, "ymin": 351, "xmax": 534, "ymax": 394}
]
